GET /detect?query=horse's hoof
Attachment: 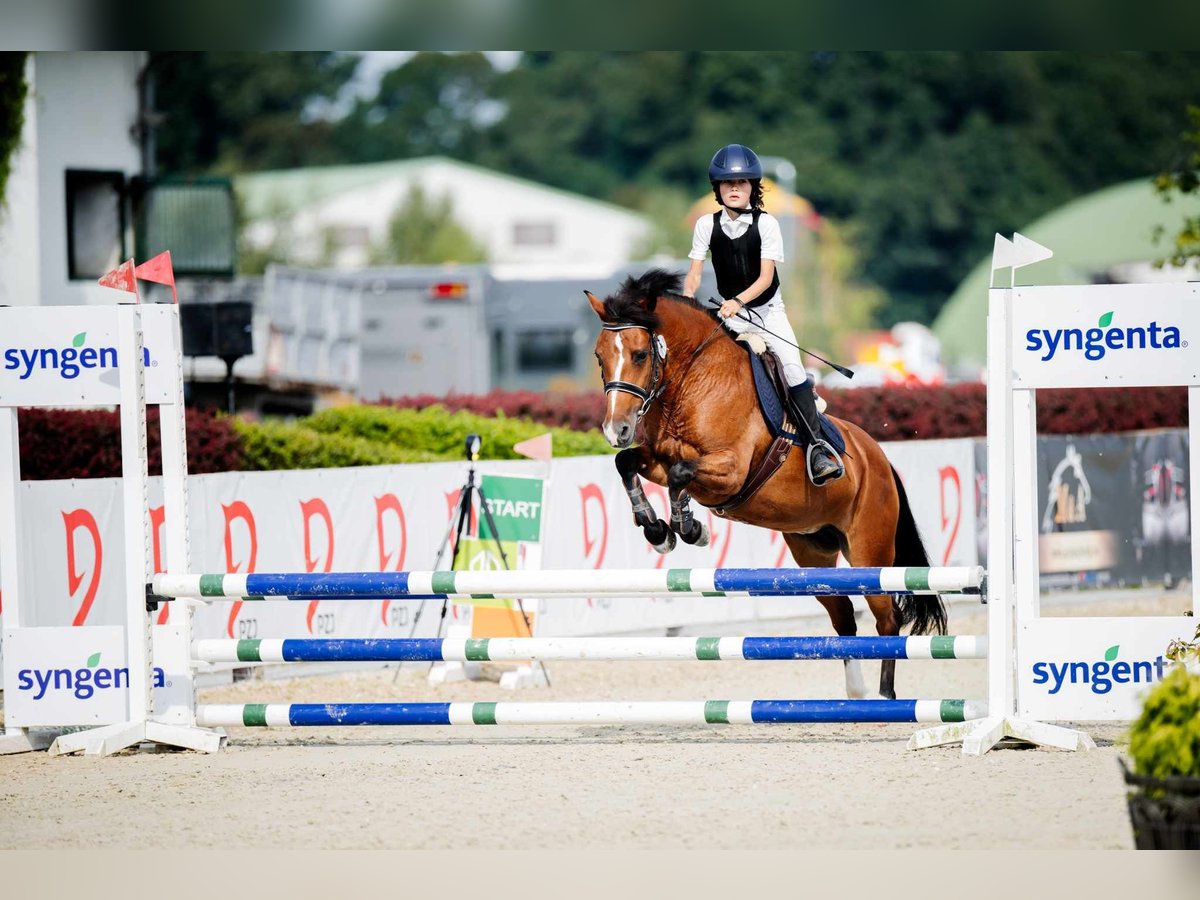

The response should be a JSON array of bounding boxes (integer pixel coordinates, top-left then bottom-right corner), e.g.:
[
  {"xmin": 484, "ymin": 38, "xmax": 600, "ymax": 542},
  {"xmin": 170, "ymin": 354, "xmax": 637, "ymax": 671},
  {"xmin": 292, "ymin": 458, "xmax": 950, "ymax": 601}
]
[
  {"xmin": 652, "ymin": 530, "xmax": 677, "ymax": 554},
  {"xmin": 680, "ymin": 520, "xmax": 709, "ymax": 547}
]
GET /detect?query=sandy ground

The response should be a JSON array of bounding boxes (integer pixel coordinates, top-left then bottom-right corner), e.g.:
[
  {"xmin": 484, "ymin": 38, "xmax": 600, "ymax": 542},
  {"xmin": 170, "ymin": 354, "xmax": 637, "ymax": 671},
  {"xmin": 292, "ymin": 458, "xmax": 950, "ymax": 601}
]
[{"xmin": 1, "ymin": 590, "xmax": 1190, "ymax": 850}]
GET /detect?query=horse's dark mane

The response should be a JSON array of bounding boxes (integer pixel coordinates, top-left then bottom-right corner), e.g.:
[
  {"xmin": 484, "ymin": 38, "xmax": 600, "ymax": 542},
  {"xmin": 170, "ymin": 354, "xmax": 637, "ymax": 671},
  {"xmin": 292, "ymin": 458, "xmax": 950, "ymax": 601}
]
[{"xmin": 604, "ymin": 268, "xmax": 719, "ymax": 329}]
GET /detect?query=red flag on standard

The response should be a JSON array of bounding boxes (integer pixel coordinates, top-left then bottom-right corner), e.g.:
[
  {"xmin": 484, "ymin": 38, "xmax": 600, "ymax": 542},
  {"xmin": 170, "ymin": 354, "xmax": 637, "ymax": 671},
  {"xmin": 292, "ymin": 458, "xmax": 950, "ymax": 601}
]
[
  {"xmin": 513, "ymin": 433, "xmax": 552, "ymax": 461},
  {"xmin": 97, "ymin": 259, "xmax": 138, "ymax": 297},
  {"xmin": 134, "ymin": 250, "xmax": 178, "ymax": 304}
]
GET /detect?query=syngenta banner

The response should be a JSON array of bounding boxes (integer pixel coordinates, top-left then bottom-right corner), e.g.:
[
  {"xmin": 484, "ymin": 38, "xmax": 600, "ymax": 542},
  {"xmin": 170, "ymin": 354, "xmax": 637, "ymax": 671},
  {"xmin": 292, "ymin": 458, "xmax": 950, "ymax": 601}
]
[
  {"xmin": 1030, "ymin": 644, "xmax": 1168, "ymax": 696},
  {"xmin": 1025, "ymin": 311, "xmax": 1183, "ymax": 363},
  {"xmin": 1019, "ymin": 617, "xmax": 1196, "ymax": 721},
  {"xmin": 1, "ymin": 626, "xmax": 188, "ymax": 727},
  {"xmin": 1009, "ymin": 283, "xmax": 1200, "ymax": 390},
  {"xmin": 0, "ymin": 305, "xmax": 176, "ymax": 406},
  {"xmin": 2, "ymin": 331, "xmax": 152, "ymax": 381}
]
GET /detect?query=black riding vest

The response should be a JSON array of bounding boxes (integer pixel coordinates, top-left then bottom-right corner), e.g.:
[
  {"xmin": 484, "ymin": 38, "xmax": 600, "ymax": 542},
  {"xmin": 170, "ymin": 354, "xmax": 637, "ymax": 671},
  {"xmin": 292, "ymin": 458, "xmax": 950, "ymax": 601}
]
[{"xmin": 708, "ymin": 210, "xmax": 780, "ymax": 308}]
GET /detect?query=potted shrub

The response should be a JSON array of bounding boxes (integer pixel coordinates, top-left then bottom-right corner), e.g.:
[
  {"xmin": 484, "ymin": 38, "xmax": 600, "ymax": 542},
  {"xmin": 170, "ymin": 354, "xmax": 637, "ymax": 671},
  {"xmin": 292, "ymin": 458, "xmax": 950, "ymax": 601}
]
[{"xmin": 1122, "ymin": 623, "xmax": 1200, "ymax": 849}]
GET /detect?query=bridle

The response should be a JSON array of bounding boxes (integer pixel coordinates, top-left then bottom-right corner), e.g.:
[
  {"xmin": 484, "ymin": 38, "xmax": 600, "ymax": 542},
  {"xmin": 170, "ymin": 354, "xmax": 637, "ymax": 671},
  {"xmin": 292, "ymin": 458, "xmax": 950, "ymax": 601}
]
[{"xmin": 600, "ymin": 322, "xmax": 668, "ymax": 421}]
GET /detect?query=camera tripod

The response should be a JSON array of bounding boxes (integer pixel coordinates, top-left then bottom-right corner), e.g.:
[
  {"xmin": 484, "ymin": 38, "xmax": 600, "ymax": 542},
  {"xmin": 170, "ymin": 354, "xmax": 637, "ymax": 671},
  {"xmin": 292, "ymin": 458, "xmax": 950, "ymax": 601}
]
[{"xmin": 401, "ymin": 434, "xmax": 548, "ymax": 686}]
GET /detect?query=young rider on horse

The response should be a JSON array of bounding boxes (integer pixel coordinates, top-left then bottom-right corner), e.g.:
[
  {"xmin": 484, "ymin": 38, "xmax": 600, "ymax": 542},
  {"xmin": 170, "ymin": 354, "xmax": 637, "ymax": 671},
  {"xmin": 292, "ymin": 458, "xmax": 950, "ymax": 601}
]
[{"xmin": 682, "ymin": 143, "xmax": 844, "ymax": 485}]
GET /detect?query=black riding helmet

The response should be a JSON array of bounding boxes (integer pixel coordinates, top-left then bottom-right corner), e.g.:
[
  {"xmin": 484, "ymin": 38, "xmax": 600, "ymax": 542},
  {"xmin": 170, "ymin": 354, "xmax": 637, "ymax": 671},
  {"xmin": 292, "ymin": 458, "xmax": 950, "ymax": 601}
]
[{"xmin": 708, "ymin": 144, "xmax": 763, "ymax": 181}]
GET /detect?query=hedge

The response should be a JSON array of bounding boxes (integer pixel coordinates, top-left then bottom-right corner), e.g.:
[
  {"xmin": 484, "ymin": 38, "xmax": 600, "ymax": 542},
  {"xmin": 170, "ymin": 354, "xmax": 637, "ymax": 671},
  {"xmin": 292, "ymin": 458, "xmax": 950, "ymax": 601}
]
[
  {"xmin": 12, "ymin": 384, "xmax": 1189, "ymax": 480},
  {"xmin": 387, "ymin": 384, "xmax": 1188, "ymax": 442},
  {"xmin": 17, "ymin": 407, "xmax": 243, "ymax": 480}
]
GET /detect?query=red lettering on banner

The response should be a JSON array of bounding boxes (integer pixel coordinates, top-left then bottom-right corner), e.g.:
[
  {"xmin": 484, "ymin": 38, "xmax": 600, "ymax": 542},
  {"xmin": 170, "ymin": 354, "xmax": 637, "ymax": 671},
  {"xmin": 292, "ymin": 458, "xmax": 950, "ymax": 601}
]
[
  {"xmin": 375, "ymin": 494, "xmax": 407, "ymax": 625},
  {"xmin": 222, "ymin": 501, "xmax": 258, "ymax": 638},
  {"xmin": 768, "ymin": 531, "xmax": 790, "ymax": 568},
  {"xmin": 444, "ymin": 488, "xmax": 477, "ymax": 549},
  {"xmin": 150, "ymin": 505, "xmax": 171, "ymax": 624},
  {"xmin": 579, "ymin": 484, "xmax": 608, "ymax": 568},
  {"xmin": 938, "ymin": 466, "xmax": 962, "ymax": 565},
  {"xmin": 63, "ymin": 509, "xmax": 102, "ymax": 625},
  {"xmin": 301, "ymin": 498, "xmax": 335, "ymax": 633}
]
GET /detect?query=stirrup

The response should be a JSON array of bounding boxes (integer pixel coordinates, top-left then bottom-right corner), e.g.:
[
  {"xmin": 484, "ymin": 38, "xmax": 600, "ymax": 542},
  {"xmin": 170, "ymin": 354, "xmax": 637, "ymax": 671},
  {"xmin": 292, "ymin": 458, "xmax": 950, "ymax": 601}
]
[{"xmin": 806, "ymin": 440, "xmax": 844, "ymax": 486}]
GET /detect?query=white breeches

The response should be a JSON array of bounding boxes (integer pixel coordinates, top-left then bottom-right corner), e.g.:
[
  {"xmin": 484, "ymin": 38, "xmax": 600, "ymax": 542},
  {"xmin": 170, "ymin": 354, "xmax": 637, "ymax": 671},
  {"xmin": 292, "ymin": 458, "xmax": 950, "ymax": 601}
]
[{"xmin": 722, "ymin": 297, "xmax": 806, "ymax": 386}]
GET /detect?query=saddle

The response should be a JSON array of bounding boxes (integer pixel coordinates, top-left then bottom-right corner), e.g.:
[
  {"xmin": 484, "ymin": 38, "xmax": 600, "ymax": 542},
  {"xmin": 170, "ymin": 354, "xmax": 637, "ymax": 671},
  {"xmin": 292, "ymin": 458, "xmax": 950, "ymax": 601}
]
[{"xmin": 711, "ymin": 337, "xmax": 846, "ymax": 516}]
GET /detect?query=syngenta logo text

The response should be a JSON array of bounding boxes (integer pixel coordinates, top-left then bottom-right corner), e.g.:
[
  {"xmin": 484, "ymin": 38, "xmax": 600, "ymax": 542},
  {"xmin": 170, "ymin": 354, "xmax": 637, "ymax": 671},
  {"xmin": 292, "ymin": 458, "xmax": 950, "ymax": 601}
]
[
  {"xmin": 3, "ymin": 332, "xmax": 154, "ymax": 380},
  {"xmin": 1025, "ymin": 312, "xmax": 1184, "ymax": 362},
  {"xmin": 1031, "ymin": 645, "xmax": 1168, "ymax": 695},
  {"xmin": 16, "ymin": 652, "xmax": 166, "ymax": 700}
]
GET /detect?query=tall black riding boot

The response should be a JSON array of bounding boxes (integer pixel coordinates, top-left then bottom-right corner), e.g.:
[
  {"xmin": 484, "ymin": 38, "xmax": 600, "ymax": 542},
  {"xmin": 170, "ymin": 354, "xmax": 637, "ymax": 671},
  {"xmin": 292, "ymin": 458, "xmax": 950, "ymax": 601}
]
[{"xmin": 787, "ymin": 381, "xmax": 844, "ymax": 486}]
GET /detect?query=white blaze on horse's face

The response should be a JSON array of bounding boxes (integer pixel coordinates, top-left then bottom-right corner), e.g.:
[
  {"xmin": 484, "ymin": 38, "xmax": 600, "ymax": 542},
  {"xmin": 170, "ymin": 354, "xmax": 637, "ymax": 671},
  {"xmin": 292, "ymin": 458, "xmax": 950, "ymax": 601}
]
[
  {"xmin": 594, "ymin": 327, "xmax": 653, "ymax": 449},
  {"xmin": 603, "ymin": 330, "xmax": 627, "ymax": 446}
]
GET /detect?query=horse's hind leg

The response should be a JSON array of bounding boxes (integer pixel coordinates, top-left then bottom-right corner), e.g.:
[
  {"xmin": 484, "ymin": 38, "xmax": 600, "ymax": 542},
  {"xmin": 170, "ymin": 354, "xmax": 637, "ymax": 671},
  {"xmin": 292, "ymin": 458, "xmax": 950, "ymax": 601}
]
[
  {"xmin": 667, "ymin": 461, "xmax": 709, "ymax": 546},
  {"xmin": 615, "ymin": 447, "xmax": 675, "ymax": 554},
  {"xmin": 846, "ymin": 535, "xmax": 902, "ymax": 700},
  {"xmin": 782, "ymin": 532, "xmax": 873, "ymax": 699}
]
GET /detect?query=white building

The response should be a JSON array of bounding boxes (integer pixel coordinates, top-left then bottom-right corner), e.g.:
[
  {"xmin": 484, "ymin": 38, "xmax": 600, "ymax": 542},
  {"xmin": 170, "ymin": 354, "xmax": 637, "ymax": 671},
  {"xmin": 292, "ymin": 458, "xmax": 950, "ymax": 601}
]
[
  {"xmin": 237, "ymin": 156, "xmax": 653, "ymax": 272},
  {"xmin": 0, "ymin": 52, "xmax": 146, "ymax": 307}
]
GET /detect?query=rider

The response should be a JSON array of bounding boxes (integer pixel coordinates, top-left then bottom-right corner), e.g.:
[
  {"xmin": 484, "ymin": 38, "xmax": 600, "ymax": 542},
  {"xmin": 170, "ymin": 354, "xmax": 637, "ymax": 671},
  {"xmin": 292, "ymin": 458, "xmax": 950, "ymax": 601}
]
[{"xmin": 682, "ymin": 143, "xmax": 843, "ymax": 485}]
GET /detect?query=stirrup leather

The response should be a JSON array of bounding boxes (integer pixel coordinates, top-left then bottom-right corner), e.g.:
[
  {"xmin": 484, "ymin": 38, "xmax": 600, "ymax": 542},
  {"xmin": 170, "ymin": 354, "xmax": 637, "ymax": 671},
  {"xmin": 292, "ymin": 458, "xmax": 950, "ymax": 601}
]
[{"xmin": 806, "ymin": 439, "xmax": 844, "ymax": 486}]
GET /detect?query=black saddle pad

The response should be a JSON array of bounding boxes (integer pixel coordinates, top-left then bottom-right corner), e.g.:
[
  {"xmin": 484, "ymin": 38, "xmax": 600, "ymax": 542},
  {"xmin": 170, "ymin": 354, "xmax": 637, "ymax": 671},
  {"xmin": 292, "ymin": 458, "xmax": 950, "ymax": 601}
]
[{"xmin": 740, "ymin": 341, "xmax": 846, "ymax": 455}]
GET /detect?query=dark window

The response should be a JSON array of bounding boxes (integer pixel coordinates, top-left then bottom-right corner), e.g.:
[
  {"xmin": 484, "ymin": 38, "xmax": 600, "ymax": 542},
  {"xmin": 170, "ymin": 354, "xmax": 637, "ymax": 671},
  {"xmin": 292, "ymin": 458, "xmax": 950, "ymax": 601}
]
[
  {"xmin": 133, "ymin": 177, "xmax": 237, "ymax": 277},
  {"xmin": 66, "ymin": 170, "xmax": 126, "ymax": 280},
  {"xmin": 516, "ymin": 329, "xmax": 573, "ymax": 372}
]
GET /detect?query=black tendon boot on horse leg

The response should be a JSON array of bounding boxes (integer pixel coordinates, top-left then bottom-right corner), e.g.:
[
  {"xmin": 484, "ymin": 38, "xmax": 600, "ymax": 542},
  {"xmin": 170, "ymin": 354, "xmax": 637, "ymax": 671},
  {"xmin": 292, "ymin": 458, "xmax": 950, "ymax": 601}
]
[
  {"xmin": 787, "ymin": 380, "xmax": 844, "ymax": 486},
  {"xmin": 667, "ymin": 461, "xmax": 710, "ymax": 546},
  {"xmin": 615, "ymin": 447, "xmax": 675, "ymax": 553}
]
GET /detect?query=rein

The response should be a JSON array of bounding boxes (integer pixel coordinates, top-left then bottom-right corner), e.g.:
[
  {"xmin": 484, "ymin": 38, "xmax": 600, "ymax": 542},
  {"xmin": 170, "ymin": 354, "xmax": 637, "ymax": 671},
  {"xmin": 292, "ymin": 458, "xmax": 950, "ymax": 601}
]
[{"xmin": 601, "ymin": 312, "xmax": 727, "ymax": 424}]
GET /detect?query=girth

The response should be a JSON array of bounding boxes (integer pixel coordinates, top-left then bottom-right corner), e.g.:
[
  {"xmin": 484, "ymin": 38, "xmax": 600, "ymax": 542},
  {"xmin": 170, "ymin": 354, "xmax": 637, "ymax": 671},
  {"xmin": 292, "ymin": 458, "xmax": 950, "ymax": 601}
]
[{"xmin": 710, "ymin": 434, "xmax": 793, "ymax": 517}]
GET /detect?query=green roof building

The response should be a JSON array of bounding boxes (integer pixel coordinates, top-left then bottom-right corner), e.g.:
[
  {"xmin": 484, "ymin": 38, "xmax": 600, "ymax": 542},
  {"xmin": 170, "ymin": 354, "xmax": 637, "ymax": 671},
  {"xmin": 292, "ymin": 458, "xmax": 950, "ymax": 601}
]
[{"xmin": 933, "ymin": 178, "xmax": 1200, "ymax": 371}]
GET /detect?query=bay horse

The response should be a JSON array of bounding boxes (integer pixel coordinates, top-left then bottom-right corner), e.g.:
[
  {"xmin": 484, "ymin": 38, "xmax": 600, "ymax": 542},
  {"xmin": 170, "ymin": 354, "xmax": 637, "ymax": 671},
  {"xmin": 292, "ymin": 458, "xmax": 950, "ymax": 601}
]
[{"xmin": 586, "ymin": 269, "xmax": 946, "ymax": 700}]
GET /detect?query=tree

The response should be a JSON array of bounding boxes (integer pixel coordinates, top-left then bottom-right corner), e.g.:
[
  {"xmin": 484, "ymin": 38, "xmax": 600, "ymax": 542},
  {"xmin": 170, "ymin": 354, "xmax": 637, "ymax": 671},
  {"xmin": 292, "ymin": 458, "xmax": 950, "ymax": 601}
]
[
  {"xmin": 0, "ymin": 52, "xmax": 28, "ymax": 213},
  {"xmin": 152, "ymin": 52, "xmax": 359, "ymax": 174},
  {"xmin": 371, "ymin": 185, "xmax": 486, "ymax": 265},
  {"xmin": 335, "ymin": 52, "xmax": 498, "ymax": 163},
  {"xmin": 1154, "ymin": 104, "xmax": 1200, "ymax": 267}
]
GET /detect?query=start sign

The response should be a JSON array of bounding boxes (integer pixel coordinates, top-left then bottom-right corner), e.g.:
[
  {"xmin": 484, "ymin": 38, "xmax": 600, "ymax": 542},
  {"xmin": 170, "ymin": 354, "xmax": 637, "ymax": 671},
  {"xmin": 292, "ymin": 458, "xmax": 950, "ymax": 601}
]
[{"xmin": 478, "ymin": 474, "xmax": 544, "ymax": 544}]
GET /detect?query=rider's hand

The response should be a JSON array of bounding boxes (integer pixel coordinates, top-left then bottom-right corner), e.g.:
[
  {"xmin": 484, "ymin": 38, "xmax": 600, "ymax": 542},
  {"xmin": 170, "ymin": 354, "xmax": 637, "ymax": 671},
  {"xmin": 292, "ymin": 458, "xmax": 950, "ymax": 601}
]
[{"xmin": 718, "ymin": 298, "xmax": 744, "ymax": 319}]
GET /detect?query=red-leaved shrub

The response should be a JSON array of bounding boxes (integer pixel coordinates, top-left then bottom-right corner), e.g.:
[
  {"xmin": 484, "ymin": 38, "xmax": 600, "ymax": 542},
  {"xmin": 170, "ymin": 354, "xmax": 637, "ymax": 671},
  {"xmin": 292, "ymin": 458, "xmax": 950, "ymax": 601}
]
[
  {"xmin": 17, "ymin": 407, "xmax": 243, "ymax": 480},
  {"xmin": 381, "ymin": 384, "xmax": 1188, "ymax": 442}
]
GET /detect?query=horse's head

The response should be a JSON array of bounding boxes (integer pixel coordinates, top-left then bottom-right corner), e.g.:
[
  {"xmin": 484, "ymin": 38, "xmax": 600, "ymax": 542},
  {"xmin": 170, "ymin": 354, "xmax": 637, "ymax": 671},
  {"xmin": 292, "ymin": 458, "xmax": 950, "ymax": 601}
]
[{"xmin": 586, "ymin": 289, "xmax": 661, "ymax": 448}]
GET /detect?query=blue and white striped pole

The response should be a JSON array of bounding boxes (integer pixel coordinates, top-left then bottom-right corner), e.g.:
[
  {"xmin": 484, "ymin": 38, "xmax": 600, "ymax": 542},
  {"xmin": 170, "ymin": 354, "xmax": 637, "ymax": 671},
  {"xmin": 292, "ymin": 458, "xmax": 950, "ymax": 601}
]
[{"xmin": 155, "ymin": 565, "xmax": 985, "ymax": 600}]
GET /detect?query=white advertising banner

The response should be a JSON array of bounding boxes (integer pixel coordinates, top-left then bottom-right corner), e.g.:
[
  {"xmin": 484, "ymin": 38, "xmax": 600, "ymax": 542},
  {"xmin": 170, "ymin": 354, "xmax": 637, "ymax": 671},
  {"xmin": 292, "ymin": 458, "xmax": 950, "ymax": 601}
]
[
  {"xmin": 1017, "ymin": 616, "xmax": 1197, "ymax": 721},
  {"xmin": 2, "ymin": 625, "xmax": 193, "ymax": 726},
  {"xmin": 0, "ymin": 438, "xmax": 980, "ymax": 689},
  {"xmin": 1009, "ymin": 283, "xmax": 1200, "ymax": 389},
  {"xmin": 0, "ymin": 304, "xmax": 180, "ymax": 407}
]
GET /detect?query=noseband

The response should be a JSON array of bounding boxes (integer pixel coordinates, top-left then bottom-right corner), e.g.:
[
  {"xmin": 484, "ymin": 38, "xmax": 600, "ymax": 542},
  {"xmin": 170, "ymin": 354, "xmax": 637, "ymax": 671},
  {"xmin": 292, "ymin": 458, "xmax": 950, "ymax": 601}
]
[{"xmin": 601, "ymin": 322, "xmax": 668, "ymax": 420}]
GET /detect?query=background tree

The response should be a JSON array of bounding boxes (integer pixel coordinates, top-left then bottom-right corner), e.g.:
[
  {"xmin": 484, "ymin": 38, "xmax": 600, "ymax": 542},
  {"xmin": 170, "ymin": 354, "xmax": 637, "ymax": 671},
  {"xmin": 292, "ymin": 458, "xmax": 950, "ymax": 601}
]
[
  {"xmin": 152, "ymin": 52, "xmax": 359, "ymax": 173},
  {"xmin": 153, "ymin": 51, "xmax": 1200, "ymax": 327},
  {"xmin": 371, "ymin": 185, "xmax": 487, "ymax": 265},
  {"xmin": 0, "ymin": 52, "xmax": 28, "ymax": 214},
  {"xmin": 333, "ymin": 52, "xmax": 498, "ymax": 162},
  {"xmin": 1154, "ymin": 105, "xmax": 1200, "ymax": 267}
]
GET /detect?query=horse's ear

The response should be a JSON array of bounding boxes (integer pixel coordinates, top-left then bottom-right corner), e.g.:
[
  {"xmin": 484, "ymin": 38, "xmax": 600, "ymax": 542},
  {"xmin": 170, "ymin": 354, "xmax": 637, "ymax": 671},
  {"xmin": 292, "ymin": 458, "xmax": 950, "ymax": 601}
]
[{"xmin": 584, "ymin": 290, "xmax": 607, "ymax": 320}]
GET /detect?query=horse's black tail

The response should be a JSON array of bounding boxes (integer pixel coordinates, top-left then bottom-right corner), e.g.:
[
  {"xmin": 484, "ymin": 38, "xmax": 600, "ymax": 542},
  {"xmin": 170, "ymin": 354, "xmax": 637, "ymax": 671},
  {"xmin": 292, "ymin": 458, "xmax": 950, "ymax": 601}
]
[{"xmin": 890, "ymin": 465, "xmax": 948, "ymax": 636}]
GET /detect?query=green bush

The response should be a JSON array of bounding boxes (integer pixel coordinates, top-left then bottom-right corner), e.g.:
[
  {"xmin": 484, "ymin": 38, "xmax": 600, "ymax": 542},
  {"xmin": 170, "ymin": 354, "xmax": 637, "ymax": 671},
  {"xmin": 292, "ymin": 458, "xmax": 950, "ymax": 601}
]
[
  {"xmin": 1127, "ymin": 663, "xmax": 1200, "ymax": 781},
  {"xmin": 233, "ymin": 418, "xmax": 443, "ymax": 470},
  {"xmin": 303, "ymin": 405, "xmax": 614, "ymax": 461},
  {"xmin": 233, "ymin": 404, "xmax": 614, "ymax": 471}
]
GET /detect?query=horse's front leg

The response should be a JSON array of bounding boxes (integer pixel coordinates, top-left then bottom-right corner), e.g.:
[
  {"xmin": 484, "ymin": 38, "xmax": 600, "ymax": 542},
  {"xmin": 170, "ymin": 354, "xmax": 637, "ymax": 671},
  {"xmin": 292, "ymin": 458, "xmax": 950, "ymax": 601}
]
[
  {"xmin": 667, "ymin": 461, "xmax": 710, "ymax": 546},
  {"xmin": 615, "ymin": 447, "xmax": 675, "ymax": 554}
]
